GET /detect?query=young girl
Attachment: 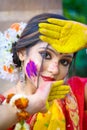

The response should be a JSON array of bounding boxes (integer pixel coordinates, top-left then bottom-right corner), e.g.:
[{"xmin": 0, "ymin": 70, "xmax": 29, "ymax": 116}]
[{"xmin": 0, "ymin": 13, "xmax": 87, "ymax": 130}]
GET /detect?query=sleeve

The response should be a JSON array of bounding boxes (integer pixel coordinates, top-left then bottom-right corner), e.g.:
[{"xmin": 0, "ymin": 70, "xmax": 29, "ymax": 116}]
[{"xmin": 0, "ymin": 94, "xmax": 5, "ymax": 104}]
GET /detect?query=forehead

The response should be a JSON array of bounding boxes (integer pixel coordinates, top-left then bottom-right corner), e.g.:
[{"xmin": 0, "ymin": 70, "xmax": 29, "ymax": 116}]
[{"xmin": 34, "ymin": 41, "xmax": 74, "ymax": 57}]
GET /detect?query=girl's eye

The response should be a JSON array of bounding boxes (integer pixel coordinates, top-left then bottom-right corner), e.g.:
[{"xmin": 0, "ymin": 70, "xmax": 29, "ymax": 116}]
[
  {"xmin": 60, "ymin": 59, "xmax": 71, "ymax": 66},
  {"xmin": 39, "ymin": 51, "xmax": 51, "ymax": 59}
]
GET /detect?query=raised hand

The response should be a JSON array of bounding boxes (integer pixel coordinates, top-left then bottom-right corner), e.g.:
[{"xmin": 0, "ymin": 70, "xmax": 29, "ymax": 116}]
[
  {"xmin": 39, "ymin": 18, "xmax": 87, "ymax": 53},
  {"xmin": 28, "ymin": 81, "xmax": 52, "ymax": 113},
  {"xmin": 30, "ymin": 80, "xmax": 70, "ymax": 113}
]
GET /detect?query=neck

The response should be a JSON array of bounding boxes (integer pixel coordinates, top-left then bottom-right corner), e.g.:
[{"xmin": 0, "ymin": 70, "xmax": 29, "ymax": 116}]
[{"xmin": 16, "ymin": 80, "xmax": 37, "ymax": 95}]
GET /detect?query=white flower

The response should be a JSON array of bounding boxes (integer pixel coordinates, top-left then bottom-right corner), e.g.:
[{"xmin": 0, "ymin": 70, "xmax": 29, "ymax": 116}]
[
  {"xmin": 0, "ymin": 22, "xmax": 27, "ymax": 82},
  {"xmin": 14, "ymin": 121, "xmax": 30, "ymax": 130},
  {"xmin": 14, "ymin": 123, "xmax": 21, "ymax": 130}
]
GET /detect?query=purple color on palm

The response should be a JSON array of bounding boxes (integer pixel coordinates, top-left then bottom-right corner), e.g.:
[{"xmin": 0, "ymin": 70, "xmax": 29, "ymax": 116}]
[{"xmin": 26, "ymin": 60, "xmax": 37, "ymax": 78}]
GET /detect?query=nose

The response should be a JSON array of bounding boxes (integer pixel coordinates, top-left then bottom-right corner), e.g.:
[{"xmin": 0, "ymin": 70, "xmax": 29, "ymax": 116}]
[{"xmin": 47, "ymin": 61, "xmax": 59, "ymax": 75}]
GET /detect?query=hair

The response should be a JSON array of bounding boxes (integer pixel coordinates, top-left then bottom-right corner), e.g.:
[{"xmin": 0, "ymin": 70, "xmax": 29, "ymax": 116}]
[
  {"xmin": 12, "ymin": 13, "xmax": 68, "ymax": 67},
  {"xmin": 68, "ymin": 52, "xmax": 77, "ymax": 77}
]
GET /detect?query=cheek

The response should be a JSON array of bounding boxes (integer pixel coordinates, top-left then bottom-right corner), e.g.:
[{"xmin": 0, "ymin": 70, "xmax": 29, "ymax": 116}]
[
  {"xmin": 26, "ymin": 60, "xmax": 38, "ymax": 78},
  {"xmin": 63, "ymin": 67, "xmax": 69, "ymax": 74},
  {"xmin": 59, "ymin": 67, "xmax": 69, "ymax": 78}
]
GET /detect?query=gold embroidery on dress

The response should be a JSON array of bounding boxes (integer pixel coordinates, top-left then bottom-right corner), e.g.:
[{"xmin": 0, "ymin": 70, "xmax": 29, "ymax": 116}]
[{"xmin": 65, "ymin": 91, "xmax": 80, "ymax": 130}]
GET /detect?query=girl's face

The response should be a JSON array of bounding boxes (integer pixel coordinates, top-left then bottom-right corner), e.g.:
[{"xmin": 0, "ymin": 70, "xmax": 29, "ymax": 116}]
[{"xmin": 23, "ymin": 42, "xmax": 73, "ymax": 89}]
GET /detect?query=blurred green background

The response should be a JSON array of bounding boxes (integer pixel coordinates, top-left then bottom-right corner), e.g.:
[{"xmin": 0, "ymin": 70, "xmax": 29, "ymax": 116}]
[{"xmin": 62, "ymin": 0, "xmax": 87, "ymax": 77}]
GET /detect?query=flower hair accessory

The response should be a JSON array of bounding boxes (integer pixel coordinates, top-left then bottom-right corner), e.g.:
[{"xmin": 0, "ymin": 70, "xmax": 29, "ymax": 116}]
[{"xmin": 0, "ymin": 22, "xmax": 27, "ymax": 82}]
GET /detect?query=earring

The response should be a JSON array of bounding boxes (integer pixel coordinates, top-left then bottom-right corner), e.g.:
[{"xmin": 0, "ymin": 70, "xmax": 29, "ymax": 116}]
[{"xmin": 19, "ymin": 63, "xmax": 25, "ymax": 90}]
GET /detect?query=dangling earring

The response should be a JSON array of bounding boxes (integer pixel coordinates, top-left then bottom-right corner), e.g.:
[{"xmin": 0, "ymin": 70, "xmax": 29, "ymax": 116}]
[{"xmin": 19, "ymin": 62, "xmax": 25, "ymax": 91}]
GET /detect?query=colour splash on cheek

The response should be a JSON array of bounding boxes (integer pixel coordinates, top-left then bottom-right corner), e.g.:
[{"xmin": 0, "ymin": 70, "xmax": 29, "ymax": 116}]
[{"xmin": 26, "ymin": 60, "xmax": 37, "ymax": 78}]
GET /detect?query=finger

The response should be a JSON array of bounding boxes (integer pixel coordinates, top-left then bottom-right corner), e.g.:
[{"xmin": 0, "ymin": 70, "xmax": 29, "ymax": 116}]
[
  {"xmin": 39, "ymin": 28, "xmax": 60, "ymax": 39},
  {"xmin": 36, "ymin": 81, "xmax": 52, "ymax": 99},
  {"xmin": 47, "ymin": 18, "xmax": 67, "ymax": 26},
  {"xmin": 39, "ymin": 23, "xmax": 61, "ymax": 32},
  {"xmin": 52, "ymin": 80, "xmax": 64, "ymax": 87},
  {"xmin": 39, "ymin": 35, "xmax": 57, "ymax": 43},
  {"xmin": 51, "ymin": 85, "xmax": 70, "ymax": 91},
  {"xmin": 49, "ymin": 90, "xmax": 70, "ymax": 96},
  {"xmin": 48, "ymin": 95, "xmax": 65, "ymax": 101}
]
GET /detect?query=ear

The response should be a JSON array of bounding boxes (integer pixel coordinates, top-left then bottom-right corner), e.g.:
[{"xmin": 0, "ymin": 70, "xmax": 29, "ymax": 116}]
[{"xmin": 17, "ymin": 48, "xmax": 26, "ymax": 61}]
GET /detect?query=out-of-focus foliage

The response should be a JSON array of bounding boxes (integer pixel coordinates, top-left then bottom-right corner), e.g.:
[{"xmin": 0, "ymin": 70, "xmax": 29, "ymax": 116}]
[
  {"xmin": 75, "ymin": 49, "xmax": 87, "ymax": 77},
  {"xmin": 62, "ymin": 0, "xmax": 87, "ymax": 77},
  {"xmin": 62, "ymin": 0, "xmax": 87, "ymax": 24}
]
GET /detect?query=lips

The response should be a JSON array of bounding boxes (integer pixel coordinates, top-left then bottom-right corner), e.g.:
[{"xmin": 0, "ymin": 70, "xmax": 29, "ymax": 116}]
[{"xmin": 41, "ymin": 75, "xmax": 55, "ymax": 81}]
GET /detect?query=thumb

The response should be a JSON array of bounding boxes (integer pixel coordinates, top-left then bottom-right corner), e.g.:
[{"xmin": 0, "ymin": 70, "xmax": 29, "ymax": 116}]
[{"xmin": 36, "ymin": 81, "xmax": 52, "ymax": 99}]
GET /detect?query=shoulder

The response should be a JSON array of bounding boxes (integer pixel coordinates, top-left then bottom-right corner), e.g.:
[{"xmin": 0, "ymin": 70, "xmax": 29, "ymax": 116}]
[
  {"xmin": 67, "ymin": 76, "xmax": 87, "ymax": 100},
  {"xmin": 68, "ymin": 76, "xmax": 87, "ymax": 83},
  {"xmin": 68, "ymin": 76, "xmax": 87, "ymax": 90}
]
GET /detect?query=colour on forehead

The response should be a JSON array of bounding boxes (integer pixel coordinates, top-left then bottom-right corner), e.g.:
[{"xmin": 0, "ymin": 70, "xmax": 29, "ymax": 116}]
[{"xmin": 26, "ymin": 60, "xmax": 37, "ymax": 78}]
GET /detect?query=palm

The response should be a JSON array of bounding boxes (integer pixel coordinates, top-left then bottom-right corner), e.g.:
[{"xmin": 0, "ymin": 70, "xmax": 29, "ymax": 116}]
[
  {"xmin": 39, "ymin": 18, "xmax": 87, "ymax": 53},
  {"xmin": 58, "ymin": 21, "xmax": 87, "ymax": 53}
]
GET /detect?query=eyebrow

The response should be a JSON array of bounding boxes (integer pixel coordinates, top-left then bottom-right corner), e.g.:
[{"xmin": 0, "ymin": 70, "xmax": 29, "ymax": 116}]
[
  {"xmin": 39, "ymin": 47, "xmax": 58, "ymax": 55},
  {"xmin": 63, "ymin": 55, "xmax": 73, "ymax": 59},
  {"xmin": 39, "ymin": 47, "xmax": 73, "ymax": 58}
]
